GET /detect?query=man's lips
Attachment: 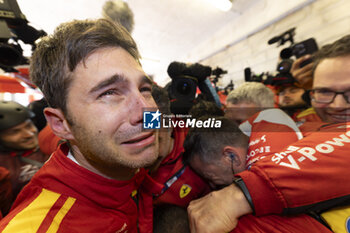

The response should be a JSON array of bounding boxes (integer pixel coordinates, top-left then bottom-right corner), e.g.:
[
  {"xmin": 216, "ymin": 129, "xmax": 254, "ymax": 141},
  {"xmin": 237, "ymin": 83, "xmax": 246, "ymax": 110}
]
[
  {"xmin": 21, "ymin": 137, "xmax": 36, "ymax": 144},
  {"xmin": 327, "ymin": 113, "xmax": 350, "ymax": 122},
  {"xmin": 121, "ymin": 132, "xmax": 156, "ymax": 148},
  {"xmin": 282, "ymin": 97, "xmax": 292, "ymax": 104}
]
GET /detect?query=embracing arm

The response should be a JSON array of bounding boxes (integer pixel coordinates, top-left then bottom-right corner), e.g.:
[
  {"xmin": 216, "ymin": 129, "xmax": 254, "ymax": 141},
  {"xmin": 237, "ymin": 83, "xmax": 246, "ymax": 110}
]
[
  {"xmin": 187, "ymin": 183, "xmax": 252, "ymax": 233},
  {"xmin": 238, "ymin": 124, "xmax": 350, "ymax": 216},
  {"xmin": 188, "ymin": 124, "xmax": 350, "ymax": 232}
]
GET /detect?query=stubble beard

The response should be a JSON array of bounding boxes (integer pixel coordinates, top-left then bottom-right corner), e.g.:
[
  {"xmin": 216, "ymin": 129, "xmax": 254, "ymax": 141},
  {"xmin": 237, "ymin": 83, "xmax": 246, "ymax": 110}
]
[{"xmin": 70, "ymin": 121, "xmax": 158, "ymax": 171}]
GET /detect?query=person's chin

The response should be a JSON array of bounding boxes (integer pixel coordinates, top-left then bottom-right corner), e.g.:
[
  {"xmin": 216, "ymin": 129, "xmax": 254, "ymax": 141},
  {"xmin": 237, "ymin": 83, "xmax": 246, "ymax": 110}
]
[
  {"xmin": 21, "ymin": 141, "xmax": 38, "ymax": 150},
  {"xmin": 121, "ymin": 145, "xmax": 159, "ymax": 167}
]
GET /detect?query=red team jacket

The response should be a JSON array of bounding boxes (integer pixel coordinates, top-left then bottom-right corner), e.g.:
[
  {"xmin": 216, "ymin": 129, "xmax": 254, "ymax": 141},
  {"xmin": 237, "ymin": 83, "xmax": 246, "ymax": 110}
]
[
  {"xmin": 0, "ymin": 167, "xmax": 12, "ymax": 218},
  {"xmin": 239, "ymin": 109, "xmax": 303, "ymax": 169},
  {"xmin": 139, "ymin": 127, "xmax": 211, "ymax": 232},
  {"xmin": 219, "ymin": 109, "xmax": 330, "ymax": 233},
  {"xmin": 0, "ymin": 143, "xmax": 152, "ymax": 233},
  {"xmin": 36, "ymin": 125, "xmax": 209, "ymax": 208},
  {"xmin": 296, "ymin": 107, "xmax": 322, "ymax": 123},
  {"xmin": 237, "ymin": 111, "xmax": 350, "ymax": 232},
  {"xmin": 0, "ymin": 147, "xmax": 49, "ymax": 217},
  {"xmin": 150, "ymin": 127, "xmax": 210, "ymax": 207}
]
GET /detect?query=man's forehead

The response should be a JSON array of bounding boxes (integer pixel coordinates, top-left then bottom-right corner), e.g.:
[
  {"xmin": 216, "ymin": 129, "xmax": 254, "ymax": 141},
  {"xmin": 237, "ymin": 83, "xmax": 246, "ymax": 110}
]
[
  {"xmin": 280, "ymin": 85, "xmax": 302, "ymax": 92},
  {"xmin": 314, "ymin": 56, "xmax": 350, "ymax": 89},
  {"xmin": 71, "ymin": 47, "xmax": 147, "ymax": 88}
]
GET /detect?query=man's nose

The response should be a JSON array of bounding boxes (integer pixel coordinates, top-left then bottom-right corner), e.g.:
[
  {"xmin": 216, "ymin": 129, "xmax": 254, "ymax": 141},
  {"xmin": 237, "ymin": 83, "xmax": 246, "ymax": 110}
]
[
  {"xmin": 129, "ymin": 92, "xmax": 156, "ymax": 125},
  {"xmin": 330, "ymin": 93, "xmax": 349, "ymax": 109},
  {"xmin": 22, "ymin": 129, "xmax": 35, "ymax": 137}
]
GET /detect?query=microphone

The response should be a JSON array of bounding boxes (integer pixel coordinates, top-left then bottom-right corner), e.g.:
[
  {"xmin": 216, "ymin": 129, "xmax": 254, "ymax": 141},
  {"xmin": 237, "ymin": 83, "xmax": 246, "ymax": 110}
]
[
  {"xmin": 268, "ymin": 36, "xmax": 281, "ymax": 45},
  {"xmin": 244, "ymin": 67, "xmax": 251, "ymax": 82},
  {"xmin": 167, "ymin": 61, "xmax": 187, "ymax": 78}
]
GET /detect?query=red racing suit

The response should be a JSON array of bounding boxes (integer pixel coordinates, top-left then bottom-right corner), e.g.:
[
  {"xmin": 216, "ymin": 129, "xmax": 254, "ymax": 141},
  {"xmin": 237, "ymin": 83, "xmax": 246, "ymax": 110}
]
[
  {"xmin": 222, "ymin": 109, "xmax": 329, "ymax": 232},
  {"xmin": 236, "ymin": 121, "xmax": 350, "ymax": 232},
  {"xmin": 296, "ymin": 107, "xmax": 322, "ymax": 123},
  {"xmin": 231, "ymin": 212, "xmax": 330, "ymax": 232},
  {"xmin": 0, "ymin": 147, "xmax": 49, "ymax": 215},
  {"xmin": 0, "ymin": 167, "xmax": 12, "ymax": 218},
  {"xmin": 139, "ymin": 127, "xmax": 211, "ymax": 232},
  {"xmin": 239, "ymin": 109, "xmax": 303, "ymax": 169},
  {"xmin": 0, "ymin": 143, "xmax": 153, "ymax": 233},
  {"xmin": 148, "ymin": 127, "xmax": 210, "ymax": 207}
]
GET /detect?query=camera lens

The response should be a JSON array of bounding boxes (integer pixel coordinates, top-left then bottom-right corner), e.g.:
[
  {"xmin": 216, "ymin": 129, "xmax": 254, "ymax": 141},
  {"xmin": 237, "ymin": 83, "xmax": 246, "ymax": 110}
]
[
  {"xmin": 278, "ymin": 62, "xmax": 289, "ymax": 71},
  {"xmin": 280, "ymin": 48, "xmax": 293, "ymax": 59},
  {"xmin": 292, "ymin": 44, "xmax": 306, "ymax": 58},
  {"xmin": 0, "ymin": 43, "xmax": 22, "ymax": 67},
  {"xmin": 276, "ymin": 59, "xmax": 293, "ymax": 73},
  {"xmin": 176, "ymin": 80, "xmax": 192, "ymax": 95}
]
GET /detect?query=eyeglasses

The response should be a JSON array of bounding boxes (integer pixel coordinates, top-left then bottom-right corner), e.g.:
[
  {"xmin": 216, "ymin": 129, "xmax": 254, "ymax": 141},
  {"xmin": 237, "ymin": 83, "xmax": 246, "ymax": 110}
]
[{"xmin": 310, "ymin": 89, "xmax": 350, "ymax": 104}]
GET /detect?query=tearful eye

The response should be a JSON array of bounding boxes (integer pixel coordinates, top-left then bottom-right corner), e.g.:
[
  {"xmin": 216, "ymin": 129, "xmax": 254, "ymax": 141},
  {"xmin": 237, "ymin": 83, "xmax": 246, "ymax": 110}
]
[
  {"xmin": 140, "ymin": 87, "xmax": 152, "ymax": 93},
  {"xmin": 140, "ymin": 87, "xmax": 153, "ymax": 98},
  {"xmin": 98, "ymin": 89, "xmax": 119, "ymax": 98}
]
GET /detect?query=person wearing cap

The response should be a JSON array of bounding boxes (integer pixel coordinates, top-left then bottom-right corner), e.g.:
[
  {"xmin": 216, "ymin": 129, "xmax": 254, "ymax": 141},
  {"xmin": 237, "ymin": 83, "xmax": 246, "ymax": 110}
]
[{"xmin": 0, "ymin": 100, "xmax": 49, "ymax": 216}]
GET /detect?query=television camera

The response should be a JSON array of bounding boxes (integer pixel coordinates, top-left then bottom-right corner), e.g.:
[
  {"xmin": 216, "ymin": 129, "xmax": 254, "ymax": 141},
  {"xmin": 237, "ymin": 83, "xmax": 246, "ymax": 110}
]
[
  {"xmin": 166, "ymin": 62, "xmax": 224, "ymax": 114},
  {"xmin": 267, "ymin": 27, "xmax": 318, "ymax": 86},
  {"xmin": 0, "ymin": 0, "xmax": 46, "ymax": 72}
]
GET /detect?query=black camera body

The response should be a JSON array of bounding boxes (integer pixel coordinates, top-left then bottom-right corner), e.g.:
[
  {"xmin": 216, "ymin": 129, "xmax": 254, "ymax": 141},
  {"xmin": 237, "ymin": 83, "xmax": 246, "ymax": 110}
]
[
  {"xmin": 277, "ymin": 38, "xmax": 318, "ymax": 73},
  {"xmin": 291, "ymin": 38, "xmax": 318, "ymax": 67},
  {"xmin": 166, "ymin": 62, "xmax": 222, "ymax": 115},
  {"xmin": 272, "ymin": 38, "xmax": 318, "ymax": 87},
  {"xmin": 0, "ymin": 0, "xmax": 46, "ymax": 71},
  {"xmin": 292, "ymin": 38, "xmax": 318, "ymax": 58}
]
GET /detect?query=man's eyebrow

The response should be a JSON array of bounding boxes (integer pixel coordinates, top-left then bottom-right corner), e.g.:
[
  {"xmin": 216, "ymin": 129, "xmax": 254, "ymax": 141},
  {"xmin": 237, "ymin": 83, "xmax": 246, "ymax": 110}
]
[
  {"xmin": 141, "ymin": 75, "xmax": 154, "ymax": 86},
  {"xmin": 89, "ymin": 74, "xmax": 127, "ymax": 94}
]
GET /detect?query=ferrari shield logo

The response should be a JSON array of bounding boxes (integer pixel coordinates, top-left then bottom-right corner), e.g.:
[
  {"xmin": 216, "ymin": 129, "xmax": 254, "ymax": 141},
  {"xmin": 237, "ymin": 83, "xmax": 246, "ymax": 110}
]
[{"xmin": 179, "ymin": 184, "xmax": 192, "ymax": 198}]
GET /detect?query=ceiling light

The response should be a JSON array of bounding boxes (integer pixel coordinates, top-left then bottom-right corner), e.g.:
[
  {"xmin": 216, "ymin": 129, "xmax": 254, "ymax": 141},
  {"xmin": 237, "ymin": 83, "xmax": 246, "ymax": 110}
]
[{"xmin": 204, "ymin": 0, "xmax": 233, "ymax": 12}]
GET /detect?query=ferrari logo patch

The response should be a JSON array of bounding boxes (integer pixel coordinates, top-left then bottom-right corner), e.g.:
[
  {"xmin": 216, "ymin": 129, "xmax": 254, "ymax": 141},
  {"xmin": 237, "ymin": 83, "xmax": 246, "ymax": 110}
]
[{"xmin": 179, "ymin": 184, "xmax": 192, "ymax": 198}]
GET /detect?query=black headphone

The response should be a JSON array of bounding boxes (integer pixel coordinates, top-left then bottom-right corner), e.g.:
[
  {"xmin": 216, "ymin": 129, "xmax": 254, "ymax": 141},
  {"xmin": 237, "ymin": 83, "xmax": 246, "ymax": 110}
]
[
  {"xmin": 228, "ymin": 153, "xmax": 236, "ymax": 175},
  {"xmin": 229, "ymin": 153, "xmax": 235, "ymax": 160}
]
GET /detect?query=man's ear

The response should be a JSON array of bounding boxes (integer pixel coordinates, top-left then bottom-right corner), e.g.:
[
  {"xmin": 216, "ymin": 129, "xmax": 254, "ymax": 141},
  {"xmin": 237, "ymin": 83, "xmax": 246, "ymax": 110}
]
[
  {"xmin": 222, "ymin": 146, "xmax": 242, "ymax": 167},
  {"xmin": 44, "ymin": 107, "xmax": 75, "ymax": 140}
]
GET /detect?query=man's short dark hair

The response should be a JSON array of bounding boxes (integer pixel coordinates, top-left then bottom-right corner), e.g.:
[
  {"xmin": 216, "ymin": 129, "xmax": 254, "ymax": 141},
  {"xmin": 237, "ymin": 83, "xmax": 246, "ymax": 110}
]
[
  {"xmin": 183, "ymin": 116, "xmax": 248, "ymax": 164},
  {"xmin": 189, "ymin": 100, "xmax": 224, "ymax": 119},
  {"xmin": 30, "ymin": 18, "xmax": 140, "ymax": 115},
  {"xmin": 313, "ymin": 34, "xmax": 350, "ymax": 74},
  {"xmin": 153, "ymin": 204, "xmax": 190, "ymax": 233}
]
